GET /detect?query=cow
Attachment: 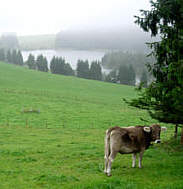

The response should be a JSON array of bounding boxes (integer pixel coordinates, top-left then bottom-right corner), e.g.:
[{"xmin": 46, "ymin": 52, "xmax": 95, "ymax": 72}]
[{"xmin": 104, "ymin": 124, "xmax": 167, "ymax": 176}]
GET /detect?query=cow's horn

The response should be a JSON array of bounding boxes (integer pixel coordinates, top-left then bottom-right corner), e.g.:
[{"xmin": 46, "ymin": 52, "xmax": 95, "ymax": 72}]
[
  {"xmin": 143, "ymin": 127, "xmax": 151, "ymax": 133},
  {"xmin": 161, "ymin": 127, "xmax": 167, "ymax": 132}
]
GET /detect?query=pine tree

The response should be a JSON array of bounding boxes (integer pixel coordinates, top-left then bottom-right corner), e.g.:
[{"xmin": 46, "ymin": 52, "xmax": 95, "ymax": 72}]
[
  {"xmin": 128, "ymin": 0, "xmax": 183, "ymax": 141},
  {"xmin": 118, "ymin": 65, "xmax": 130, "ymax": 85},
  {"xmin": 140, "ymin": 70, "xmax": 148, "ymax": 88},
  {"xmin": 64, "ymin": 63, "xmax": 75, "ymax": 76},
  {"xmin": 128, "ymin": 65, "xmax": 136, "ymax": 86},
  {"xmin": 50, "ymin": 56, "xmax": 74, "ymax": 76},
  {"xmin": 12, "ymin": 49, "xmax": 18, "ymax": 64},
  {"xmin": 50, "ymin": 56, "xmax": 56, "ymax": 74},
  {"xmin": 6, "ymin": 50, "xmax": 12, "ymax": 63},
  {"xmin": 36, "ymin": 54, "xmax": 48, "ymax": 72},
  {"xmin": 43, "ymin": 57, "xmax": 48, "ymax": 72},
  {"xmin": 105, "ymin": 70, "xmax": 118, "ymax": 83},
  {"xmin": 26, "ymin": 54, "xmax": 36, "ymax": 69},
  {"xmin": 76, "ymin": 60, "xmax": 90, "ymax": 79},
  {"xmin": 0, "ymin": 48, "xmax": 5, "ymax": 61},
  {"xmin": 90, "ymin": 61, "xmax": 102, "ymax": 80},
  {"xmin": 58, "ymin": 57, "xmax": 65, "ymax": 75},
  {"xmin": 17, "ymin": 50, "xmax": 24, "ymax": 66}
]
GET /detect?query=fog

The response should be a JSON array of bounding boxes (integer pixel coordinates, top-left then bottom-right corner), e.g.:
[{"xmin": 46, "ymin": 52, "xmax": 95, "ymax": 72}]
[{"xmin": 0, "ymin": 0, "xmax": 151, "ymax": 36}]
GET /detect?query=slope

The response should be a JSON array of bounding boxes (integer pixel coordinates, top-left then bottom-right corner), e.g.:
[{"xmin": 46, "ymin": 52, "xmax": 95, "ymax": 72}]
[
  {"xmin": 0, "ymin": 61, "xmax": 145, "ymax": 128},
  {"xmin": 0, "ymin": 61, "xmax": 182, "ymax": 189}
]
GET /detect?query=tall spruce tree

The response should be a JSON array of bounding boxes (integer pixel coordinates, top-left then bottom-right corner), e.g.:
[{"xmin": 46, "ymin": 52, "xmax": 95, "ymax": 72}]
[
  {"xmin": 140, "ymin": 69, "xmax": 148, "ymax": 88},
  {"xmin": 58, "ymin": 57, "xmax": 65, "ymax": 75},
  {"xmin": 43, "ymin": 57, "xmax": 48, "ymax": 72},
  {"xmin": 50, "ymin": 56, "xmax": 57, "ymax": 74},
  {"xmin": 12, "ymin": 49, "xmax": 18, "ymax": 64},
  {"xmin": 6, "ymin": 50, "xmax": 12, "ymax": 63},
  {"xmin": 50, "ymin": 56, "xmax": 74, "ymax": 76},
  {"xmin": 17, "ymin": 50, "xmax": 24, "ymax": 66},
  {"xmin": 105, "ymin": 70, "xmax": 118, "ymax": 83},
  {"xmin": 76, "ymin": 60, "xmax": 90, "ymax": 79},
  {"xmin": 90, "ymin": 61, "xmax": 102, "ymax": 80},
  {"xmin": 26, "ymin": 54, "xmax": 36, "ymax": 69},
  {"xmin": 128, "ymin": 65, "xmax": 136, "ymax": 86},
  {"xmin": 64, "ymin": 63, "xmax": 75, "ymax": 76},
  {"xmin": 118, "ymin": 65, "xmax": 130, "ymax": 85},
  {"xmin": 0, "ymin": 49, "xmax": 5, "ymax": 61},
  {"xmin": 128, "ymin": 0, "xmax": 183, "ymax": 141},
  {"xmin": 36, "ymin": 54, "xmax": 48, "ymax": 72}
]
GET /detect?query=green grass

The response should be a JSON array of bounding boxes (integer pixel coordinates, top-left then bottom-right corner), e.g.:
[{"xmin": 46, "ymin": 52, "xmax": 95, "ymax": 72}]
[{"xmin": 0, "ymin": 61, "xmax": 183, "ymax": 189}]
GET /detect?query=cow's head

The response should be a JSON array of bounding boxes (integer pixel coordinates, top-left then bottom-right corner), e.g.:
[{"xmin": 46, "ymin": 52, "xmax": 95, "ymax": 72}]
[{"xmin": 143, "ymin": 124, "xmax": 167, "ymax": 143}]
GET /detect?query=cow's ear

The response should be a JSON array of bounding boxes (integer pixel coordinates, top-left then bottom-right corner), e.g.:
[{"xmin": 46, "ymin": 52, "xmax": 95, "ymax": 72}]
[
  {"xmin": 143, "ymin": 127, "xmax": 151, "ymax": 133},
  {"xmin": 161, "ymin": 127, "xmax": 167, "ymax": 132}
]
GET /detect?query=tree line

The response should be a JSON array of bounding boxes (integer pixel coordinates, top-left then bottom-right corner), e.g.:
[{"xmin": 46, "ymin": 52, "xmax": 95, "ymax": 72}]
[
  {"xmin": 105, "ymin": 65, "xmax": 147, "ymax": 87},
  {"xmin": 0, "ymin": 49, "xmax": 103, "ymax": 81},
  {"xmin": 76, "ymin": 60, "xmax": 102, "ymax": 80},
  {"xmin": 0, "ymin": 48, "xmax": 148, "ymax": 86},
  {"xmin": 101, "ymin": 51, "xmax": 150, "ymax": 86},
  {"xmin": 27, "ymin": 54, "xmax": 148, "ymax": 85},
  {"xmin": 0, "ymin": 48, "xmax": 23, "ymax": 65},
  {"xmin": 26, "ymin": 54, "xmax": 103, "ymax": 80}
]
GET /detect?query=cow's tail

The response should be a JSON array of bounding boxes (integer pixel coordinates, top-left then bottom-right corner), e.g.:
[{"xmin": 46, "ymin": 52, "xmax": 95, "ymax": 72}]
[
  {"xmin": 104, "ymin": 129, "xmax": 111, "ymax": 160},
  {"xmin": 104, "ymin": 129, "xmax": 111, "ymax": 174}
]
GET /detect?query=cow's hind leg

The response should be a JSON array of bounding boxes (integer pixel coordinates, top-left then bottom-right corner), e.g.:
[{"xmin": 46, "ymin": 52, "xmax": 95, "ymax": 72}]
[
  {"xmin": 106, "ymin": 151, "xmax": 117, "ymax": 176},
  {"xmin": 104, "ymin": 132, "xmax": 110, "ymax": 174},
  {"xmin": 104, "ymin": 155, "xmax": 108, "ymax": 174},
  {"xmin": 139, "ymin": 150, "xmax": 144, "ymax": 168},
  {"xmin": 132, "ymin": 153, "xmax": 136, "ymax": 168}
]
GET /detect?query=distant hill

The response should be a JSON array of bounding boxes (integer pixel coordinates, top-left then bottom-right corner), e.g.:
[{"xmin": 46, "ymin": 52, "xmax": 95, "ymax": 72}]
[
  {"xmin": 0, "ymin": 33, "xmax": 19, "ymax": 49},
  {"xmin": 55, "ymin": 27, "xmax": 156, "ymax": 52},
  {"xmin": 18, "ymin": 34, "xmax": 56, "ymax": 50},
  {"xmin": 17, "ymin": 27, "xmax": 158, "ymax": 52}
]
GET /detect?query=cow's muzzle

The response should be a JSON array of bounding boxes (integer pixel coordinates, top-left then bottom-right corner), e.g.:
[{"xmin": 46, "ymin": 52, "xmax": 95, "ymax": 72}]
[{"xmin": 155, "ymin": 139, "xmax": 161, "ymax": 144}]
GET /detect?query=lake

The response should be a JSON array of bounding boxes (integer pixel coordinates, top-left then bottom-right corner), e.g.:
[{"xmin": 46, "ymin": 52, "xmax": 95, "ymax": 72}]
[{"xmin": 22, "ymin": 49, "xmax": 107, "ymax": 70}]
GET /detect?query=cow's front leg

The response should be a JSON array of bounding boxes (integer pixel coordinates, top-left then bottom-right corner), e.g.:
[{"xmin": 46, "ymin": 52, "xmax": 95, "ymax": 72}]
[
  {"xmin": 139, "ymin": 150, "xmax": 144, "ymax": 168},
  {"xmin": 132, "ymin": 153, "xmax": 136, "ymax": 168}
]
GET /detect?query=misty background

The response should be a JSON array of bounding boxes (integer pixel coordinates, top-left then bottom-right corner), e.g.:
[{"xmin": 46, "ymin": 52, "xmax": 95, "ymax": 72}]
[
  {"xmin": 0, "ymin": 0, "xmax": 151, "ymax": 36},
  {"xmin": 0, "ymin": 0, "xmax": 156, "ymax": 85},
  {"xmin": 0, "ymin": 0, "xmax": 153, "ymax": 52}
]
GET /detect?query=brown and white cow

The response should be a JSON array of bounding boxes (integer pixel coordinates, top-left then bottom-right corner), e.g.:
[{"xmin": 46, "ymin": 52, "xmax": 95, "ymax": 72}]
[{"xmin": 104, "ymin": 124, "xmax": 167, "ymax": 176}]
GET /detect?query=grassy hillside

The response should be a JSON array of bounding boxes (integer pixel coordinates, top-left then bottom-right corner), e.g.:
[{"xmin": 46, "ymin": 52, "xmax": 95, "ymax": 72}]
[
  {"xmin": 0, "ymin": 61, "xmax": 182, "ymax": 189},
  {"xmin": 0, "ymin": 61, "xmax": 143, "ymax": 128}
]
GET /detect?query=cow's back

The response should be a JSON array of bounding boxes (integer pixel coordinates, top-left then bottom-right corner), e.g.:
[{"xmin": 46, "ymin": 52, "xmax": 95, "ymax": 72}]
[{"xmin": 108, "ymin": 126, "xmax": 150, "ymax": 154}]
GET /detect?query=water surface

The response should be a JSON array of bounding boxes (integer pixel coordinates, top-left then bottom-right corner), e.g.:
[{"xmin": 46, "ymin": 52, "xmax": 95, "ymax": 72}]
[{"xmin": 22, "ymin": 49, "xmax": 106, "ymax": 70}]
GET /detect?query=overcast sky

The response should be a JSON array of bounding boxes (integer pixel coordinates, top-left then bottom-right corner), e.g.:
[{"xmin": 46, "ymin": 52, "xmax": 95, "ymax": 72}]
[{"xmin": 0, "ymin": 0, "xmax": 151, "ymax": 36}]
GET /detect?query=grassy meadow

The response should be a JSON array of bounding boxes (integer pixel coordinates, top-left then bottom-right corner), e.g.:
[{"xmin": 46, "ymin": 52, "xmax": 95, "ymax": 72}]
[{"xmin": 0, "ymin": 61, "xmax": 183, "ymax": 189}]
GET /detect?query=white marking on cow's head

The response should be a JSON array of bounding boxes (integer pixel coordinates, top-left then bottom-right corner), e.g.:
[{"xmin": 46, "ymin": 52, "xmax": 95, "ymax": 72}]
[
  {"xmin": 143, "ymin": 127, "xmax": 151, "ymax": 133},
  {"xmin": 153, "ymin": 127, "xmax": 167, "ymax": 143},
  {"xmin": 154, "ymin": 139, "xmax": 161, "ymax": 143},
  {"xmin": 151, "ymin": 124, "xmax": 160, "ymax": 141}
]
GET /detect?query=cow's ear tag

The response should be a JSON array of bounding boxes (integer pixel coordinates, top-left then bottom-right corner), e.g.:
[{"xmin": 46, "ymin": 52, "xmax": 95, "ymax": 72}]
[
  {"xmin": 143, "ymin": 127, "xmax": 151, "ymax": 133},
  {"xmin": 161, "ymin": 127, "xmax": 167, "ymax": 132}
]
